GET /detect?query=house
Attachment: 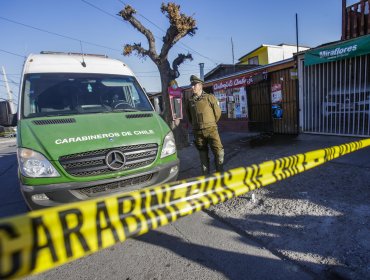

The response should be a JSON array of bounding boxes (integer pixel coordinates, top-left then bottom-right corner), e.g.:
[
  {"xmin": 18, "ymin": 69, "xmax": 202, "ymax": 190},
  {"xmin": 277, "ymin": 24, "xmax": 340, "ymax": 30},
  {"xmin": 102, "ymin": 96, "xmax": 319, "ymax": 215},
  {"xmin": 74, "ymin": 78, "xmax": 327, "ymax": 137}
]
[{"xmin": 237, "ymin": 43, "xmax": 310, "ymax": 66}]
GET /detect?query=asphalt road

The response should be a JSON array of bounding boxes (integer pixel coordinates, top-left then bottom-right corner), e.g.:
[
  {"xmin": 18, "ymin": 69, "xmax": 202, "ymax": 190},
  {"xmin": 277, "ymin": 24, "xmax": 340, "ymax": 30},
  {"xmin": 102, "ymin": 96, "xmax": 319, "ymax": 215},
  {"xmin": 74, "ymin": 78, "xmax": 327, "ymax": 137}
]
[
  {"xmin": 0, "ymin": 138, "xmax": 28, "ymax": 218},
  {"xmin": 1, "ymin": 133, "xmax": 369, "ymax": 279},
  {"xmin": 0, "ymin": 136, "xmax": 314, "ymax": 280}
]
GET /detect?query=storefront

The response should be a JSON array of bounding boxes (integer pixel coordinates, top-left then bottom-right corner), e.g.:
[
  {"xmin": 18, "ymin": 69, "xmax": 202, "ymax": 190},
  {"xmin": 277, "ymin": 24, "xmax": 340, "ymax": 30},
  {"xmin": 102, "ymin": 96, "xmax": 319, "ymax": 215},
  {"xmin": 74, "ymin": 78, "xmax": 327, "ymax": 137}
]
[
  {"xmin": 211, "ymin": 72, "xmax": 267, "ymax": 131},
  {"xmin": 182, "ymin": 59, "xmax": 299, "ymax": 134},
  {"xmin": 299, "ymin": 34, "xmax": 370, "ymax": 137}
]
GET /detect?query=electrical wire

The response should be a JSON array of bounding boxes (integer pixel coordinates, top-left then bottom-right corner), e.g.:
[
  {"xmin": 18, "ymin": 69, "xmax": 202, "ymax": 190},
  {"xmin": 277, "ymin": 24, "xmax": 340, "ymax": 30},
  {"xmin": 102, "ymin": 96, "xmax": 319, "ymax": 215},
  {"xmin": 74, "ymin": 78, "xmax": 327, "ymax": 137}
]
[
  {"xmin": 88, "ymin": 0, "xmax": 221, "ymax": 65},
  {"xmin": 0, "ymin": 16, "xmax": 122, "ymax": 53},
  {"xmin": 0, "ymin": 78, "xmax": 19, "ymax": 85},
  {"xmin": 81, "ymin": 0, "xmax": 125, "ymax": 23},
  {"xmin": 0, "ymin": 48, "xmax": 26, "ymax": 58}
]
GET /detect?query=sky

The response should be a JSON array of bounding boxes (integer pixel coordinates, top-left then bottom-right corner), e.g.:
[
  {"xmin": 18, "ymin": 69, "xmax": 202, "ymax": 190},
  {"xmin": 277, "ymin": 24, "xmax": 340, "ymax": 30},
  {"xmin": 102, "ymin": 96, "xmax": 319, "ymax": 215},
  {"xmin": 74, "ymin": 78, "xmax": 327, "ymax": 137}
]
[{"xmin": 0, "ymin": 0, "xmax": 352, "ymax": 104}]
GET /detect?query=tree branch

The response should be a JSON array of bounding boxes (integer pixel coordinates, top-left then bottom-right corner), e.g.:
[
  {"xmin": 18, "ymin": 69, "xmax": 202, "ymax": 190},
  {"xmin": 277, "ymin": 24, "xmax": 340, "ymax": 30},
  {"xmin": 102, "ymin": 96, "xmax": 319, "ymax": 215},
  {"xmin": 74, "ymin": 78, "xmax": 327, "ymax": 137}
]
[
  {"xmin": 119, "ymin": 5, "xmax": 158, "ymax": 60},
  {"xmin": 160, "ymin": 3, "xmax": 197, "ymax": 59},
  {"xmin": 123, "ymin": 43, "xmax": 152, "ymax": 59},
  {"xmin": 171, "ymin": 53, "xmax": 193, "ymax": 78}
]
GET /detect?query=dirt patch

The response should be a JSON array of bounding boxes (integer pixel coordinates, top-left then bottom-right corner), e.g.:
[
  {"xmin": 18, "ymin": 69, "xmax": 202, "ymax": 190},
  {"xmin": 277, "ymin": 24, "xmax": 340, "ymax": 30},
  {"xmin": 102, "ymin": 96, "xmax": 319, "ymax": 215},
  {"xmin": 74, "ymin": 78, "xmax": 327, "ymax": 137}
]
[{"xmin": 202, "ymin": 134, "xmax": 370, "ymax": 279}]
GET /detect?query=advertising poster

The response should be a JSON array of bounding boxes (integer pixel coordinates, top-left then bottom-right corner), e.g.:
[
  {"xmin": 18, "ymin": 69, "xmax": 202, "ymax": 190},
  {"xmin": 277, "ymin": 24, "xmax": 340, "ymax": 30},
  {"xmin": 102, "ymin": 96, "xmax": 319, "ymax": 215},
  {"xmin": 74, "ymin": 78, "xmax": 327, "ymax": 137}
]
[
  {"xmin": 241, "ymin": 88, "xmax": 248, "ymax": 118},
  {"xmin": 233, "ymin": 90, "xmax": 241, "ymax": 118},
  {"xmin": 236, "ymin": 87, "xmax": 248, "ymax": 118},
  {"xmin": 271, "ymin": 84, "xmax": 283, "ymax": 119},
  {"xmin": 227, "ymin": 101, "xmax": 235, "ymax": 118},
  {"xmin": 213, "ymin": 74, "xmax": 264, "ymax": 119},
  {"xmin": 214, "ymin": 91, "xmax": 227, "ymax": 113}
]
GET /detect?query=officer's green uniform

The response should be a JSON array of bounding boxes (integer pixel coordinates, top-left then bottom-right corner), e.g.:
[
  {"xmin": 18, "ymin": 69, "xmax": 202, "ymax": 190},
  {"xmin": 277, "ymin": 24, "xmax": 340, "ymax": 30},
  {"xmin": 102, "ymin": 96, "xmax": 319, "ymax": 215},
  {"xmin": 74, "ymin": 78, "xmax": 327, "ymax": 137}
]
[{"xmin": 186, "ymin": 75, "xmax": 224, "ymax": 175}]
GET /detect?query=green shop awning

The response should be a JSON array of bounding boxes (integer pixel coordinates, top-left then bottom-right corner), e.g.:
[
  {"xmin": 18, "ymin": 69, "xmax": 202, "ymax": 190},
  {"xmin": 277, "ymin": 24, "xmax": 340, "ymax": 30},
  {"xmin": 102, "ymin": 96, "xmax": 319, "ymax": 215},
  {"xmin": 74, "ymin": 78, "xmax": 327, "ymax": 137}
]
[{"xmin": 304, "ymin": 34, "xmax": 370, "ymax": 66}]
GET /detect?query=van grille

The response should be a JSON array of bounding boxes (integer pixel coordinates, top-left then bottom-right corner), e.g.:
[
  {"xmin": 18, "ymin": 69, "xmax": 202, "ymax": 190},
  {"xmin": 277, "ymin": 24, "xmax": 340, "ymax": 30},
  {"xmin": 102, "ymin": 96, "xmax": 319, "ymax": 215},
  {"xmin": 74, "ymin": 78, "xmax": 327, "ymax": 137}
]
[
  {"xmin": 59, "ymin": 143, "xmax": 158, "ymax": 177},
  {"xmin": 126, "ymin": 113, "xmax": 153, "ymax": 119},
  {"xmin": 76, "ymin": 173, "xmax": 154, "ymax": 197},
  {"xmin": 33, "ymin": 118, "xmax": 76, "ymax": 125}
]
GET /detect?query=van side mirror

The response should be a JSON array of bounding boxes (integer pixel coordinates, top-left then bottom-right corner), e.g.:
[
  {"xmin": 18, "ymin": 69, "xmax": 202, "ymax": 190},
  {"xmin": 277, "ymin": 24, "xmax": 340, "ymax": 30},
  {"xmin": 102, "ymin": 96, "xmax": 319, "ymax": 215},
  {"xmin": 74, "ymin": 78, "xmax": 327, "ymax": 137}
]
[{"xmin": 0, "ymin": 100, "xmax": 17, "ymax": 127}]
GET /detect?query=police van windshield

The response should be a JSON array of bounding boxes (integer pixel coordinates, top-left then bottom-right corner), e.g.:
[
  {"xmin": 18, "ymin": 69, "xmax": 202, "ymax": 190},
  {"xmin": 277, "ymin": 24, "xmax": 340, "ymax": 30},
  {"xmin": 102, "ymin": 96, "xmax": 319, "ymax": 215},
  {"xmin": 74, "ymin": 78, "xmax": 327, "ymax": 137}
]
[{"xmin": 22, "ymin": 73, "xmax": 153, "ymax": 118}]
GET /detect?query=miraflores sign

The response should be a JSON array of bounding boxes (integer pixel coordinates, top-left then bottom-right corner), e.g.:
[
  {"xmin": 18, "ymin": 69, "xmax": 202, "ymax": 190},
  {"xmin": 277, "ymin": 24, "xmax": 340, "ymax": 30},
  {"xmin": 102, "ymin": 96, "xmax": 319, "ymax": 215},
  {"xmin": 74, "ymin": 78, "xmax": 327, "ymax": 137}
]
[
  {"xmin": 213, "ymin": 72, "xmax": 266, "ymax": 91},
  {"xmin": 305, "ymin": 34, "xmax": 370, "ymax": 66},
  {"xmin": 319, "ymin": 45, "xmax": 357, "ymax": 58}
]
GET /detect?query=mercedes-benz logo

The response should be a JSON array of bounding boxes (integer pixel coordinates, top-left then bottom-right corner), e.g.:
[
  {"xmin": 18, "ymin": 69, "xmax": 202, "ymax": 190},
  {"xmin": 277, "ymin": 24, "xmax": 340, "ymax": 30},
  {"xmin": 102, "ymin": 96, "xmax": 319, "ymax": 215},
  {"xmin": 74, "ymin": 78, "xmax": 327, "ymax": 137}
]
[{"xmin": 105, "ymin": 150, "xmax": 126, "ymax": 170}]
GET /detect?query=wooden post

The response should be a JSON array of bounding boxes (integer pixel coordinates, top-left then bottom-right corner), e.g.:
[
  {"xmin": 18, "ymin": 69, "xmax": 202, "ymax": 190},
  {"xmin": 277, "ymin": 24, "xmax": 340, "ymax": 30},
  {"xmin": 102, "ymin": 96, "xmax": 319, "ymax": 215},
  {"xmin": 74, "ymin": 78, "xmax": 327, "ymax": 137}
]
[
  {"xmin": 360, "ymin": 0, "xmax": 365, "ymax": 35},
  {"xmin": 342, "ymin": 0, "xmax": 347, "ymax": 40},
  {"xmin": 368, "ymin": 0, "xmax": 370, "ymax": 34},
  {"xmin": 353, "ymin": 3, "xmax": 359, "ymax": 37}
]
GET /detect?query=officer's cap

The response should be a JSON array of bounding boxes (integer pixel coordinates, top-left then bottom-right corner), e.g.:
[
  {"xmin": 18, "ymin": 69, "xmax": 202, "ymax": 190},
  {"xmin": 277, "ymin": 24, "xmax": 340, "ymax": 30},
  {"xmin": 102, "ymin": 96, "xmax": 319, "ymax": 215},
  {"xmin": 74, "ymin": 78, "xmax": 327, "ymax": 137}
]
[{"xmin": 190, "ymin": 75, "xmax": 204, "ymax": 85}]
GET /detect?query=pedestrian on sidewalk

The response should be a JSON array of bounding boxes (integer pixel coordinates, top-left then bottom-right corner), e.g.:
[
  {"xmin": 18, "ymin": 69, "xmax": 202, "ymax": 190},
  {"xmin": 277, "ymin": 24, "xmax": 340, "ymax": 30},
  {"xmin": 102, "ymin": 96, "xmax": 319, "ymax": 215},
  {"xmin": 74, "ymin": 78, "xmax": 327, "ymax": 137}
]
[{"xmin": 185, "ymin": 75, "xmax": 224, "ymax": 175}]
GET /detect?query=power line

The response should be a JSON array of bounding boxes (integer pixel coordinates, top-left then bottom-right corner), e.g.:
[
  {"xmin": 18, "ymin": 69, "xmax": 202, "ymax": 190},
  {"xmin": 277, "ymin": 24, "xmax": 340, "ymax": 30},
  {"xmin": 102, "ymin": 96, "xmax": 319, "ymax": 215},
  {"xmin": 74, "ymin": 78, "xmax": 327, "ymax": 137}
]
[
  {"xmin": 81, "ymin": 0, "xmax": 124, "ymax": 23},
  {"xmin": 135, "ymin": 68, "xmax": 211, "ymax": 74},
  {"xmin": 117, "ymin": 0, "xmax": 166, "ymax": 33},
  {"xmin": 0, "ymin": 16, "xmax": 122, "ymax": 53},
  {"xmin": 0, "ymin": 48, "xmax": 26, "ymax": 58},
  {"xmin": 0, "ymin": 78, "xmax": 19, "ymax": 85},
  {"xmin": 89, "ymin": 0, "xmax": 221, "ymax": 65}
]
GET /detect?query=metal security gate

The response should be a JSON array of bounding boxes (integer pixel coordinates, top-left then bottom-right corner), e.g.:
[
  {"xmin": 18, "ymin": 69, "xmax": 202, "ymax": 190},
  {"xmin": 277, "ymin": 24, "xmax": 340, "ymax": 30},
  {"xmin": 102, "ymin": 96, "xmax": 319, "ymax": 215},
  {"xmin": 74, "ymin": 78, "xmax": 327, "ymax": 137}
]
[{"xmin": 302, "ymin": 54, "xmax": 370, "ymax": 136}]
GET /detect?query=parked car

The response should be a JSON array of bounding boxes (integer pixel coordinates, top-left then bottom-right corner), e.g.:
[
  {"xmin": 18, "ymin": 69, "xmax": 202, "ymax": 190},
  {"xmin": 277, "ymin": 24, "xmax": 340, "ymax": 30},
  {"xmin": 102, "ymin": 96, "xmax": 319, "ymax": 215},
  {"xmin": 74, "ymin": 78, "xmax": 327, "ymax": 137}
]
[{"xmin": 322, "ymin": 85, "xmax": 370, "ymax": 117}]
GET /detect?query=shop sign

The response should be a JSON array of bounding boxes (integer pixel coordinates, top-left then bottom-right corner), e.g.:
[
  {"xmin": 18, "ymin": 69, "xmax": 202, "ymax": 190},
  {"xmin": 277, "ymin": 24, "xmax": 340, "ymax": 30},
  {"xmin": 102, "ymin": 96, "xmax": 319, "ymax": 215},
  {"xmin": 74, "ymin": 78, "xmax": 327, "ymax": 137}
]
[
  {"xmin": 213, "ymin": 72, "xmax": 267, "ymax": 91},
  {"xmin": 168, "ymin": 80, "xmax": 182, "ymax": 97},
  {"xmin": 304, "ymin": 34, "xmax": 370, "ymax": 66}
]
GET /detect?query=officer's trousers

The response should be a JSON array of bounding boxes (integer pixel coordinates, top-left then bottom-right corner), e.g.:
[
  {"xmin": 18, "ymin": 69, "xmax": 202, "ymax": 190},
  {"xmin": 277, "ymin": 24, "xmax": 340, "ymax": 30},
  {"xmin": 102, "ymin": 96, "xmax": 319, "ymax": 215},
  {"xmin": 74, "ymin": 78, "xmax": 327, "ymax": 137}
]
[{"xmin": 193, "ymin": 126, "xmax": 224, "ymax": 175}]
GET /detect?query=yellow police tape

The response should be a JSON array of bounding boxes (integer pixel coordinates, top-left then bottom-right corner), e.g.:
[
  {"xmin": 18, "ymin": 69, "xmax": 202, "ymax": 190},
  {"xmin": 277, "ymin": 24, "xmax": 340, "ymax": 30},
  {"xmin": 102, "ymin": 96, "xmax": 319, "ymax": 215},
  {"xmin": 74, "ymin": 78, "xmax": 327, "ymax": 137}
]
[{"xmin": 0, "ymin": 138, "xmax": 369, "ymax": 278}]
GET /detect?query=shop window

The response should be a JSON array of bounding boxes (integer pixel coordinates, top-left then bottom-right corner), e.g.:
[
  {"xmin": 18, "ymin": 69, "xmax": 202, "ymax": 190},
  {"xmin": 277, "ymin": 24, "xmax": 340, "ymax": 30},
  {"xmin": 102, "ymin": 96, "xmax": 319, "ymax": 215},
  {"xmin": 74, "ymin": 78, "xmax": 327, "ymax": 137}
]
[{"xmin": 214, "ymin": 87, "xmax": 248, "ymax": 119}]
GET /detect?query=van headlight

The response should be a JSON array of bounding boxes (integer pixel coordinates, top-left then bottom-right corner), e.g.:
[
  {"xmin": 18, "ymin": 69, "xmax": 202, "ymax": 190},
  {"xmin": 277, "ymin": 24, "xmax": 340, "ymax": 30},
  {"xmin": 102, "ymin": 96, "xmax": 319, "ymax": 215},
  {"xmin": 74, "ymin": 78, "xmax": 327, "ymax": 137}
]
[
  {"xmin": 160, "ymin": 131, "xmax": 176, "ymax": 158},
  {"xmin": 17, "ymin": 148, "xmax": 60, "ymax": 177}
]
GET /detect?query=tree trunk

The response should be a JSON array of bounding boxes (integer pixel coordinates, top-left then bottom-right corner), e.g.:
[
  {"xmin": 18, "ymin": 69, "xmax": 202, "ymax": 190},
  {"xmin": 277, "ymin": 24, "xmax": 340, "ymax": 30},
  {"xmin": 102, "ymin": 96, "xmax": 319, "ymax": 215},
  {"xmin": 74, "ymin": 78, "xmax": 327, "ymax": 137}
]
[{"xmin": 158, "ymin": 63, "xmax": 189, "ymax": 149}]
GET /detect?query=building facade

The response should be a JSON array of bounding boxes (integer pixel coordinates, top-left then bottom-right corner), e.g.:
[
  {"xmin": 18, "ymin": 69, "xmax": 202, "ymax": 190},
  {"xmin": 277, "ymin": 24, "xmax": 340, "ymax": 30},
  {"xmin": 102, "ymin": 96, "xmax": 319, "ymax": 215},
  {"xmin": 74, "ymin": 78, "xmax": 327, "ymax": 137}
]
[{"xmin": 237, "ymin": 44, "xmax": 309, "ymax": 66}]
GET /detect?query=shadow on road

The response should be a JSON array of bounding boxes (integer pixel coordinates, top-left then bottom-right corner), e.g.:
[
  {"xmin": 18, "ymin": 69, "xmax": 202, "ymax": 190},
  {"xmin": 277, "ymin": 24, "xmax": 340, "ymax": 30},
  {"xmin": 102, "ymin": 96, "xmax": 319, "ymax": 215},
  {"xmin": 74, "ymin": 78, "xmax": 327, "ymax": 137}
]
[
  {"xmin": 203, "ymin": 134, "xmax": 370, "ymax": 280},
  {"xmin": 0, "ymin": 149, "xmax": 28, "ymax": 218},
  {"xmin": 135, "ymin": 227, "xmax": 313, "ymax": 280}
]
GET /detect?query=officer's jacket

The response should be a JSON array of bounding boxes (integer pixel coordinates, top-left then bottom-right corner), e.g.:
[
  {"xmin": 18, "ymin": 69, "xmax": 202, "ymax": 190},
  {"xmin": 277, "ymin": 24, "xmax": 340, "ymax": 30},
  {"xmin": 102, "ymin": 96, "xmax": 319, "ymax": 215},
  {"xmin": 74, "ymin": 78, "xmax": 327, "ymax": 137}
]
[{"xmin": 185, "ymin": 92, "xmax": 221, "ymax": 130}]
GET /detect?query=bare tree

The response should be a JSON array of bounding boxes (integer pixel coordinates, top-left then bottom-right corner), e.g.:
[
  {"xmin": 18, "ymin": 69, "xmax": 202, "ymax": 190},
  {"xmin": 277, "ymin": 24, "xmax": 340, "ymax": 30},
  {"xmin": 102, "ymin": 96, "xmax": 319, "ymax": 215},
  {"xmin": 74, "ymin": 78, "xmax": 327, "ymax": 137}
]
[{"xmin": 119, "ymin": 2, "xmax": 197, "ymax": 147}]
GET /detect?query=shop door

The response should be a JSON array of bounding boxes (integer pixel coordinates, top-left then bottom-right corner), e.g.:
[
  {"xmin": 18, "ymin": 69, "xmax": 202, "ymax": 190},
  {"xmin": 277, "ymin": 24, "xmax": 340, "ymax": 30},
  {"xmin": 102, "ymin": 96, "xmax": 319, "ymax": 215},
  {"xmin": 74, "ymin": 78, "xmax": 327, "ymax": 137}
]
[
  {"xmin": 247, "ymin": 81, "xmax": 273, "ymax": 132},
  {"xmin": 302, "ymin": 54, "xmax": 370, "ymax": 136}
]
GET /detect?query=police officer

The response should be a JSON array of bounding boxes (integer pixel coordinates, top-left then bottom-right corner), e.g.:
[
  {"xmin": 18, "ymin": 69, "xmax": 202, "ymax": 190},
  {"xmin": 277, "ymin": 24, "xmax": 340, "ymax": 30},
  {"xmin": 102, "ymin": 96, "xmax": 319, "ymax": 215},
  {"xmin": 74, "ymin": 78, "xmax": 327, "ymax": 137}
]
[{"xmin": 185, "ymin": 75, "xmax": 224, "ymax": 175}]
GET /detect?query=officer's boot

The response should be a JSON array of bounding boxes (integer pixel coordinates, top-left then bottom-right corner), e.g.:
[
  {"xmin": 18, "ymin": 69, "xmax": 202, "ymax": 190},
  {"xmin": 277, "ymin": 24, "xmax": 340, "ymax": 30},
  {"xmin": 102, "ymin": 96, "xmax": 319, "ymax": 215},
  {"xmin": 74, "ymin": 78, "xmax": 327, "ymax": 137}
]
[
  {"xmin": 215, "ymin": 149, "xmax": 224, "ymax": 173},
  {"xmin": 199, "ymin": 150, "xmax": 210, "ymax": 175}
]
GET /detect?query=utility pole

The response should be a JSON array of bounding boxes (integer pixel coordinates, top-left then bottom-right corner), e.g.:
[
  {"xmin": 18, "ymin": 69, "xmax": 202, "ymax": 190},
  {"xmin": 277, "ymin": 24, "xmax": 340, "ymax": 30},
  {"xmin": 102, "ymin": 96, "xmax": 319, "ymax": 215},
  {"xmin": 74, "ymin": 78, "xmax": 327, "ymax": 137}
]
[
  {"xmin": 295, "ymin": 13, "xmax": 300, "ymax": 134},
  {"xmin": 1, "ymin": 66, "xmax": 15, "ymax": 113},
  {"xmin": 231, "ymin": 37, "xmax": 235, "ymax": 64},
  {"xmin": 296, "ymin": 13, "xmax": 299, "ymax": 54},
  {"xmin": 231, "ymin": 37, "xmax": 235, "ymax": 73}
]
